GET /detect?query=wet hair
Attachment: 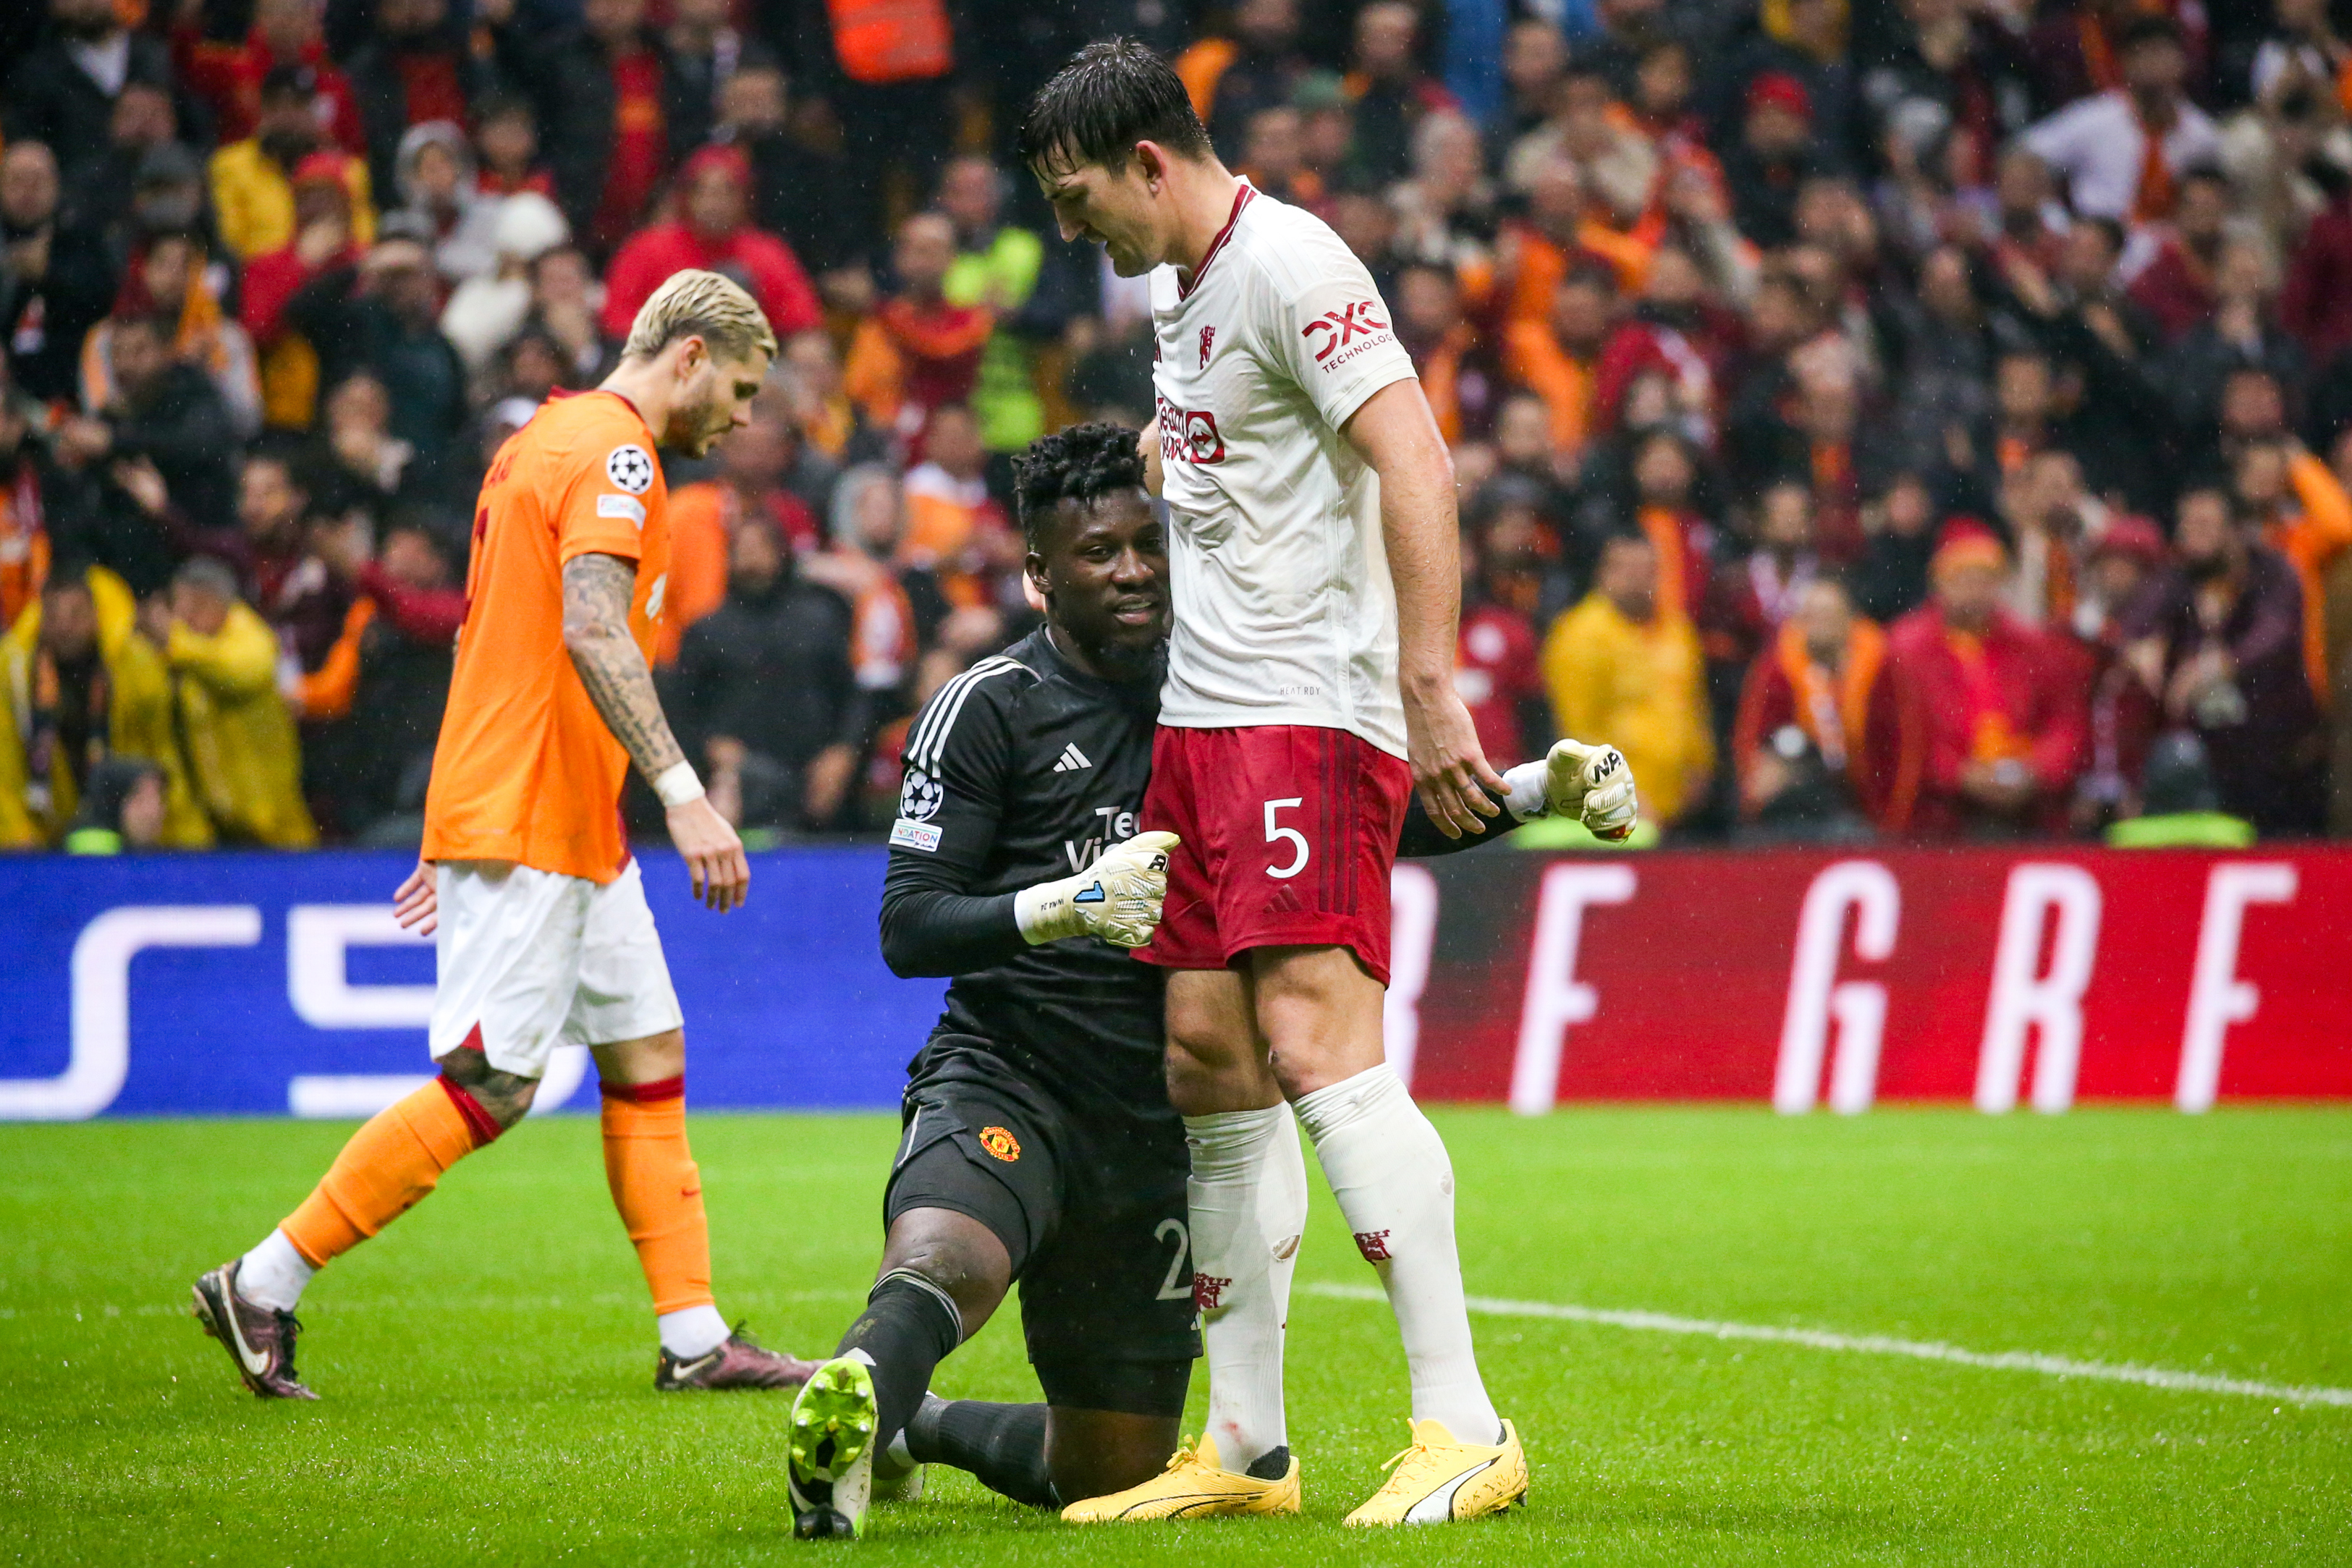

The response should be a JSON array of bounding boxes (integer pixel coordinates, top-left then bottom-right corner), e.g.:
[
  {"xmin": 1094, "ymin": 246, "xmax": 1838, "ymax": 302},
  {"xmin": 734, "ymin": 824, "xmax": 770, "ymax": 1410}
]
[
  {"xmin": 1018, "ymin": 38, "xmax": 1211, "ymax": 177},
  {"xmin": 1013, "ymin": 421, "xmax": 1148, "ymax": 551}
]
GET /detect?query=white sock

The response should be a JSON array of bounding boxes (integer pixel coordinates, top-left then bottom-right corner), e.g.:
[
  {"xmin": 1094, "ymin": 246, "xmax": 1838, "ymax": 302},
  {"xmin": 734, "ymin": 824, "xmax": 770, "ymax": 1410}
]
[
  {"xmin": 658, "ymin": 1303, "xmax": 729, "ymax": 1359},
  {"xmin": 1184, "ymin": 1104, "xmax": 1308, "ymax": 1475},
  {"xmin": 1295, "ymin": 1064, "xmax": 1502, "ymax": 1444},
  {"xmin": 235, "ymin": 1229, "xmax": 316, "ymax": 1313}
]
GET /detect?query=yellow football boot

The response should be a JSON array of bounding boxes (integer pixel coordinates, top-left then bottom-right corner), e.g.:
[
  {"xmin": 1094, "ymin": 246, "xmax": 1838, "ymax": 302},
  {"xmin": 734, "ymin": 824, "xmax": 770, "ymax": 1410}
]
[
  {"xmin": 1343, "ymin": 1417, "xmax": 1527, "ymax": 1526},
  {"xmin": 1059, "ymin": 1433, "xmax": 1302, "ymax": 1522}
]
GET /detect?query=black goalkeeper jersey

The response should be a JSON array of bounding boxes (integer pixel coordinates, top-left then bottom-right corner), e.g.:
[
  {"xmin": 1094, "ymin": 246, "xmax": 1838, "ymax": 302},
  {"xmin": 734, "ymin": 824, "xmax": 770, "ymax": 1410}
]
[
  {"xmin": 876, "ymin": 625, "xmax": 1523, "ymax": 1115},
  {"xmin": 879, "ymin": 627, "xmax": 1169, "ymax": 1111}
]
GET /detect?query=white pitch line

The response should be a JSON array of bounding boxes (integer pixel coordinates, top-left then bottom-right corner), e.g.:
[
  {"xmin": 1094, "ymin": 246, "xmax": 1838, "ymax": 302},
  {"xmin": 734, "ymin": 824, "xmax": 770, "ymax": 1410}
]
[{"xmin": 1303, "ymin": 1283, "xmax": 2352, "ymax": 1409}]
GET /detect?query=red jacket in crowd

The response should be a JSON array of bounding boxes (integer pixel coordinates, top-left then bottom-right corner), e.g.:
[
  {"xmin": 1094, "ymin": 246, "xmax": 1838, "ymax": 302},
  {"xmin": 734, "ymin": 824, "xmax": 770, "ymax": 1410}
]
[
  {"xmin": 1732, "ymin": 617, "xmax": 1906, "ymax": 827},
  {"xmin": 1884, "ymin": 603, "xmax": 2091, "ymax": 839},
  {"xmin": 601, "ymin": 219, "xmax": 823, "ymax": 346}
]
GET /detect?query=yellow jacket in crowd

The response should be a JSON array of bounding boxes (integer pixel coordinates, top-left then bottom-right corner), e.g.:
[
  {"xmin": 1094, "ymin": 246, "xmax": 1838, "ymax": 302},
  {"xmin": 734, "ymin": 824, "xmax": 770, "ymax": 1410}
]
[
  {"xmin": 207, "ymin": 138, "xmax": 376, "ymax": 263},
  {"xmin": 1542, "ymin": 592, "xmax": 1716, "ymax": 826},
  {"xmin": 1, "ymin": 567, "xmax": 211, "ymax": 849},
  {"xmin": 164, "ymin": 602, "xmax": 317, "ymax": 848}
]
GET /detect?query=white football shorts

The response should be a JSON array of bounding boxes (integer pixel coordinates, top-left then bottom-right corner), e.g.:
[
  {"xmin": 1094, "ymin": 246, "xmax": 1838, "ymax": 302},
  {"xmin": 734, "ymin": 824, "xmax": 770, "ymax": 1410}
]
[{"xmin": 427, "ymin": 857, "xmax": 684, "ymax": 1077}]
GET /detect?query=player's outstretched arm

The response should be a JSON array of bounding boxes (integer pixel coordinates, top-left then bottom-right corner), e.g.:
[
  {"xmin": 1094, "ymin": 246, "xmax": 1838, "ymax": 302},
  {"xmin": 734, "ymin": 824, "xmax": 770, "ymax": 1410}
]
[
  {"xmin": 561, "ymin": 552, "xmax": 749, "ymax": 912},
  {"xmin": 1342, "ymin": 380, "xmax": 1508, "ymax": 837}
]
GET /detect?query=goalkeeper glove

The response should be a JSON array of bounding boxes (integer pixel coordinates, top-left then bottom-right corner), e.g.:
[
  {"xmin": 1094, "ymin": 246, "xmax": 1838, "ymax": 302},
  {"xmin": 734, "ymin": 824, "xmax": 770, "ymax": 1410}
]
[
  {"xmin": 1013, "ymin": 831, "xmax": 1181, "ymax": 948},
  {"xmin": 1502, "ymin": 738, "xmax": 1639, "ymax": 840}
]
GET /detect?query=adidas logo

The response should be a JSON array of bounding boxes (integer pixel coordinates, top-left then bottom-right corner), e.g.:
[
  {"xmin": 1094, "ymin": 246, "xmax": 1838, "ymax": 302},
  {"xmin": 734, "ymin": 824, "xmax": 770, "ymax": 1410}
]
[{"xmin": 1052, "ymin": 744, "xmax": 1093, "ymax": 773}]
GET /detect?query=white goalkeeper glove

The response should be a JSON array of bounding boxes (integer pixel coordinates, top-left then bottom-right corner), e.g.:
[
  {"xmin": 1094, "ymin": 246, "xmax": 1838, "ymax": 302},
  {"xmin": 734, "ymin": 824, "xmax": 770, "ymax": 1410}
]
[
  {"xmin": 1013, "ymin": 831, "xmax": 1181, "ymax": 948},
  {"xmin": 1502, "ymin": 738, "xmax": 1638, "ymax": 840}
]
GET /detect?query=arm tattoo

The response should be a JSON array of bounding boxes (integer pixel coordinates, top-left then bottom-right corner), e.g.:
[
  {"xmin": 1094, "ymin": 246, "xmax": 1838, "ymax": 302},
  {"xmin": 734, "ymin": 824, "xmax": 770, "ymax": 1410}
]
[{"xmin": 561, "ymin": 552, "xmax": 686, "ymax": 782}]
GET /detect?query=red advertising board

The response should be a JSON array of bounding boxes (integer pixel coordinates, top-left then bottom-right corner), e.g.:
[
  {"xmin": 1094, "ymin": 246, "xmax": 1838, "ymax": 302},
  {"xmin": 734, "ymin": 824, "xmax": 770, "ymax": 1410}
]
[{"xmin": 1386, "ymin": 847, "xmax": 2352, "ymax": 1111}]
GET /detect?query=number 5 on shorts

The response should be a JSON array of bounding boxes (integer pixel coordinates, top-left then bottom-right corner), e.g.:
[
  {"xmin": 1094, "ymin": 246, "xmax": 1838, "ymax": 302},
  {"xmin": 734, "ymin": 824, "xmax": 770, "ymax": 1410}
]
[{"xmin": 1264, "ymin": 797, "xmax": 1308, "ymax": 879}]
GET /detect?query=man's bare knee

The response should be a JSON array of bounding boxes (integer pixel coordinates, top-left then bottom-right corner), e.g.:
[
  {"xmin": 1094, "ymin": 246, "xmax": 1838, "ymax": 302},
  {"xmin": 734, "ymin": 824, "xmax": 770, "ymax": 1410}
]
[
  {"xmin": 1250, "ymin": 945, "xmax": 1388, "ymax": 1100},
  {"xmin": 1046, "ymin": 1410, "xmax": 1181, "ymax": 1502},
  {"xmin": 436, "ymin": 1047, "xmax": 538, "ymax": 1129},
  {"xmin": 1164, "ymin": 969, "xmax": 1279, "ymax": 1114},
  {"xmin": 877, "ymin": 1208, "xmax": 1011, "ymax": 1336}
]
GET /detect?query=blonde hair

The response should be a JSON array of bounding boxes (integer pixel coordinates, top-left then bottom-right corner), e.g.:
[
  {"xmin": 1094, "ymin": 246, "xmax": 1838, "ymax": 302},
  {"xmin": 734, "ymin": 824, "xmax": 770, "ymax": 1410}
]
[{"xmin": 621, "ymin": 268, "xmax": 778, "ymax": 365}]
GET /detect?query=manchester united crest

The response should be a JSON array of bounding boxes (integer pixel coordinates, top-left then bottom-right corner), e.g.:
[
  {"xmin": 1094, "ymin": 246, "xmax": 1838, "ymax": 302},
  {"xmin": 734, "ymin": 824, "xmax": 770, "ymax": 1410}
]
[{"xmin": 978, "ymin": 1126, "xmax": 1021, "ymax": 1161}]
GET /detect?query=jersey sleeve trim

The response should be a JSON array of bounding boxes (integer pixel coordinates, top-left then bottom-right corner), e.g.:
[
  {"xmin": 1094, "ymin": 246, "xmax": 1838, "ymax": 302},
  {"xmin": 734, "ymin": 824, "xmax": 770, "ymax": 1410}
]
[{"xmin": 904, "ymin": 655, "xmax": 1031, "ymax": 774}]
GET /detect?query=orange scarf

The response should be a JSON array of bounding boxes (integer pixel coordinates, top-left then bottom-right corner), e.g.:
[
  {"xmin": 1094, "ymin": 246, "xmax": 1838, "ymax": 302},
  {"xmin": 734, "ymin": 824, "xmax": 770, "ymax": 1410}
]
[
  {"xmin": 2133, "ymin": 108, "xmax": 2176, "ymax": 221},
  {"xmin": 1777, "ymin": 617, "xmax": 1884, "ymax": 771},
  {"xmin": 1637, "ymin": 504, "xmax": 1691, "ymax": 623},
  {"xmin": 1945, "ymin": 627, "xmax": 2028, "ymax": 763}
]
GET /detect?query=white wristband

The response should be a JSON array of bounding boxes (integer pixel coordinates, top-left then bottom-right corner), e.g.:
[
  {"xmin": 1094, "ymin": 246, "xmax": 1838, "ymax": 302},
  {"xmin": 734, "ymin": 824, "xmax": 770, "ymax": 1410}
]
[
  {"xmin": 653, "ymin": 760, "xmax": 705, "ymax": 808},
  {"xmin": 1501, "ymin": 760, "xmax": 1549, "ymax": 821}
]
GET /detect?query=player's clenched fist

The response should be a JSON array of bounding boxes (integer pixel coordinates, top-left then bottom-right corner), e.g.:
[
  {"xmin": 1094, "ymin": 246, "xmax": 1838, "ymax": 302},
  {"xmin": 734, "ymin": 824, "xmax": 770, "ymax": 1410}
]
[
  {"xmin": 1544, "ymin": 738, "xmax": 1639, "ymax": 841},
  {"xmin": 1015, "ymin": 831, "xmax": 1182, "ymax": 949}
]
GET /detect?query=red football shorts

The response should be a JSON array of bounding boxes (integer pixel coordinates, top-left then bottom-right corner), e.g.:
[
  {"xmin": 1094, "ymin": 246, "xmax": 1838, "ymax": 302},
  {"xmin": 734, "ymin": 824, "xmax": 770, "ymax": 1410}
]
[{"xmin": 1135, "ymin": 723, "xmax": 1413, "ymax": 985}]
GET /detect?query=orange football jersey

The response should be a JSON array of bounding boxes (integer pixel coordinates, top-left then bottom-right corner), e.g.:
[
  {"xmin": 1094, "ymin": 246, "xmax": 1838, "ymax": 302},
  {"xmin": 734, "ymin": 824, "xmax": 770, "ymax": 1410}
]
[{"xmin": 423, "ymin": 390, "xmax": 672, "ymax": 883}]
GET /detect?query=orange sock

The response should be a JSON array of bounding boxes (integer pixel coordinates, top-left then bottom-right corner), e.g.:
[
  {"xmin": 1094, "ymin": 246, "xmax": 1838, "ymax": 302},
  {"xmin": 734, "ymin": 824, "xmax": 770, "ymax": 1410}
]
[
  {"xmin": 601, "ymin": 1077, "xmax": 714, "ymax": 1315},
  {"xmin": 280, "ymin": 1076, "xmax": 499, "ymax": 1266}
]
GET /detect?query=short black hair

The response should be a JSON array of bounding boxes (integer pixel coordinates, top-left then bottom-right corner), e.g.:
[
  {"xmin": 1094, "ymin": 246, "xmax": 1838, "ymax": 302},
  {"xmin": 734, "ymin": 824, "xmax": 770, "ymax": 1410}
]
[
  {"xmin": 1018, "ymin": 38, "xmax": 1211, "ymax": 177},
  {"xmin": 1013, "ymin": 422, "xmax": 1148, "ymax": 550}
]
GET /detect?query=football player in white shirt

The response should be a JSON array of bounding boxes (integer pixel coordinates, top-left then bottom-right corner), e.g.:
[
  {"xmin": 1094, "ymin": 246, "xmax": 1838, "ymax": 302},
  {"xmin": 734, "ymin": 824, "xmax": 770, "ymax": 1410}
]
[{"xmin": 1015, "ymin": 39, "xmax": 1616, "ymax": 1527}]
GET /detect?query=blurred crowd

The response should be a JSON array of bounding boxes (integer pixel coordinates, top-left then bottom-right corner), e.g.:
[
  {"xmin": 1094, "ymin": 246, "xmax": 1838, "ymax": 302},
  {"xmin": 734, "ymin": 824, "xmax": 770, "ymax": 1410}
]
[{"xmin": 7, "ymin": 0, "xmax": 2352, "ymax": 854}]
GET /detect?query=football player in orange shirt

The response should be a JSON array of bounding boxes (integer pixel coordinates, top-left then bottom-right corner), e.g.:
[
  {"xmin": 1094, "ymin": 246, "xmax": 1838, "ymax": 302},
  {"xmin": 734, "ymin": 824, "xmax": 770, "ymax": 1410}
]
[{"xmin": 193, "ymin": 271, "xmax": 818, "ymax": 1398}]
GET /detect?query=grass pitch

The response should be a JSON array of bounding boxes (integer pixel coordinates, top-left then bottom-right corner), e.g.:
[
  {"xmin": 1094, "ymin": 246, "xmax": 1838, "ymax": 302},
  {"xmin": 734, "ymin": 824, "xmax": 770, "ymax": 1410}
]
[{"xmin": 1, "ymin": 1107, "xmax": 2345, "ymax": 1566}]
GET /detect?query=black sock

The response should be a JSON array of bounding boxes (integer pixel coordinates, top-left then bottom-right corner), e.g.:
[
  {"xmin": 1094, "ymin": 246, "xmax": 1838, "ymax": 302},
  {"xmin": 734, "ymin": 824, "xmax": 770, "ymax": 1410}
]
[
  {"xmin": 905, "ymin": 1397, "xmax": 1057, "ymax": 1509},
  {"xmin": 834, "ymin": 1271, "xmax": 960, "ymax": 1451}
]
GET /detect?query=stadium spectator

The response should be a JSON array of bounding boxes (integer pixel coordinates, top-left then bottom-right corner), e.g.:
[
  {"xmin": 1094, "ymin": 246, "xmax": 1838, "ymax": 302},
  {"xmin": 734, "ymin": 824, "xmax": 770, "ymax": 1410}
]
[
  {"xmin": 61, "ymin": 753, "xmax": 166, "ymax": 855},
  {"xmin": 1395, "ymin": 261, "xmax": 1500, "ymax": 444},
  {"xmin": 343, "ymin": 0, "xmax": 483, "ymax": 215},
  {"xmin": 1722, "ymin": 73, "xmax": 1827, "ymax": 250},
  {"xmin": 2125, "ymin": 165, "xmax": 2233, "ymax": 342},
  {"xmin": 810, "ymin": 463, "xmax": 930, "ymax": 701},
  {"xmin": 80, "ymin": 228, "xmax": 263, "ymax": 438},
  {"xmin": 1542, "ymin": 533, "xmax": 1715, "ymax": 829},
  {"xmin": 660, "ymin": 394, "xmax": 822, "ymax": 664},
  {"xmin": 1885, "ymin": 522, "xmax": 2089, "ymax": 839},
  {"xmin": 669, "ymin": 515, "xmax": 866, "ymax": 836},
  {"xmin": 71, "ymin": 311, "xmax": 241, "ymax": 544},
  {"xmin": 239, "ymin": 154, "xmax": 367, "ymax": 430},
  {"xmin": 288, "ymin": 229, "xmax": 469, "ymax": 459},
  {"xmin": 1177, "ymin": 0, "xmax": 1313, "ymax": 159},
  {"xmin": 212, "ymin": 65, "xmax": 376, "ymax": 264},
  {"xmin": 2125, "ymin": 483, "xmax": 2325, "ymax": 835},
  {"xmin": 899, "ymin": 403, "xmax": 1019, "ymax": 612},
  {"xmin": 0, "ymin": 564, "xmax": 208, "ymax": 849},
  {"xmin": 938, "ymin": 156, "xmax": 1048, "ymax": 457},
  {"xmin": 437, "ymin": 192, "xmax": 572, "ymax": 372},
  {"xmin": 148, "ymin": 556, "xmax": 316, "ymax": 847},
  {"xmin": 845, "ymin": 213, "xmax": 992, "ymax": 450},
  {"xmin": 293, "ymin": 516, "xmax": 461, "ymax": 839},
  {"xmin": 390, "ymin": 122, "xmax": 498, "ymax": 284},
  {"xmin": 172, "ymin": 0, "xmax": 364, "ymax": 156},
  {"xmin": 1457, "ymin": 500, "xmax": 1551, "ymax": 766},
  {"xmin": 2020, "ymin": 14, "xmax": 2220, "ymax": 224},
  {"xmin": 1502, "ymin": 260, "xmax": 1619, "ymax": 466},
  {"xmin": 2, "ymin": 141, "xmax": 121, "ymax": 407},
  {"xmin": 2, "ymin": 0, "xmax": 198, "ymax": 192},
  {"xmin": 1733, "ymin": 574, "xmax": 1903, "ymax": 830},
  {"xmin": 1719, "ymin": 478, "xmax": 1823, "ymax": 669},
  {"xmin": 1342, "ymin": 1, "xmax": 1455, "ymax": 187},
  {"xmin": 0, "ymin": 378, "xmax": 56, "ymax": 630},
  {"xmin": 483, "ymin": 0, "xmax": 710, "ymax": 252},
  {"xmin": 600, "ymin": 146, "xmax": 819, "ymax": 349},
  {"xmin": 471, "ymin": 93, "xmax": 554, "ymax": 202}
]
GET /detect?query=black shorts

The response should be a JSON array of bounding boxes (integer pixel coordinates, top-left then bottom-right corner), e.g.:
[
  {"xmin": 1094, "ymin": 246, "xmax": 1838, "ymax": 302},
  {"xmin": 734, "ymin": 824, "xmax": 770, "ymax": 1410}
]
[{"xmin": 883, "ymin": 1038, "xmax": 1199, "ymax": 1417}]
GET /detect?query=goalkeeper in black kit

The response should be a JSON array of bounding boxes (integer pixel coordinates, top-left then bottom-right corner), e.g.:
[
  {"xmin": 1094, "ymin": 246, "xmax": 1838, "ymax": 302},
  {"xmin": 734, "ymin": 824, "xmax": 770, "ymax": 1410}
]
[{"xmin": 782, "ymin": 423, "xmax": 1637, "ymax": 1539}]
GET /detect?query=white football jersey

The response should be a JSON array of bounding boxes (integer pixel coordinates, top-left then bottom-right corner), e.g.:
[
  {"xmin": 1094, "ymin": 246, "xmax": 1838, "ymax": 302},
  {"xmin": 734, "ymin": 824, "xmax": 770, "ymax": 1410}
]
[{"xmin": 1148, "ymin": 182, "xmax": 1419, "ymax": 758}]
